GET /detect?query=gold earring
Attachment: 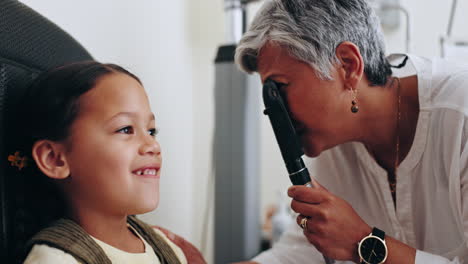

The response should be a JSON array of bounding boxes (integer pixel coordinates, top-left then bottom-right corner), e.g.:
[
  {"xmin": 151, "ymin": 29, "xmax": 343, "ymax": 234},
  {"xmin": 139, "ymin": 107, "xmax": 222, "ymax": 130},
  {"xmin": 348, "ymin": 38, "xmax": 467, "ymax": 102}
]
[{"xmin": 350, "ymin": 87, "xmax": 359, "ymax": 113}]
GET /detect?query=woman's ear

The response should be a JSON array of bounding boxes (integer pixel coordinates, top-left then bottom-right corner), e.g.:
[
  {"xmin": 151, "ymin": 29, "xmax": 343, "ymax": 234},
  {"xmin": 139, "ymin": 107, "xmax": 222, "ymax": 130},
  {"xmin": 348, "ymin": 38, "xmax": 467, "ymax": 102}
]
[
  {"xmin": 32, "ymin": 140, "xmax": 70, "ymax": 180},
  {"xmin": 335, "ymin": 41, "xmax": 364, "ymax": 89}
]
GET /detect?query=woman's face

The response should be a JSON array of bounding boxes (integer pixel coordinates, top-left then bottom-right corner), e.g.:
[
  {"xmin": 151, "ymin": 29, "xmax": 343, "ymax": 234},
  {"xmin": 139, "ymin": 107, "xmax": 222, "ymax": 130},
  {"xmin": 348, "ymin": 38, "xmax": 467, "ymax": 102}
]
[
  {"xmin": 63, "ymin": 73, "xmax": 161, "ymax": 216},
  {"xmin": 257, "ymin": 43, "xmax": 354, "ymax": 157}
]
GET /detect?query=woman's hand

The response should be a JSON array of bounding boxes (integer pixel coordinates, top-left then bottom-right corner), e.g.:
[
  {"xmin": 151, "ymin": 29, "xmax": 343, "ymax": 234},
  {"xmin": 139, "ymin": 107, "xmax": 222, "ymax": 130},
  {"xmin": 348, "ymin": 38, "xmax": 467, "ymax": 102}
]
[
  {"xmin": 288, "ymin": 180, "xmax": 371, "ymax": 263},
  {"xmin": 154, "ymin": 226, "xmax": 207, "ymax": 264}
]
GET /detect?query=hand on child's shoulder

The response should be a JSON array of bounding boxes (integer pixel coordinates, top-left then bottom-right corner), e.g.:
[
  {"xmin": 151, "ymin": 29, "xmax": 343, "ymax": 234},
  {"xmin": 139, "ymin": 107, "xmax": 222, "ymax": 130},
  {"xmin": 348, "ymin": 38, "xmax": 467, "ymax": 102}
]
[
  {"xmin": 153, "ymin": 226, "xmax": 207, "ymax": 264},
  {"xmin": 155, "ymin": 226, "xmax": 177, "ymax": 241}
]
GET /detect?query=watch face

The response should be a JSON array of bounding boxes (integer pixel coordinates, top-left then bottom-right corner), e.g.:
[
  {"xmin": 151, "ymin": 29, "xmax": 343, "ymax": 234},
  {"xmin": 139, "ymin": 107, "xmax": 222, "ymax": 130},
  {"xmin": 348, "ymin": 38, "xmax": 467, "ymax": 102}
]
[{"xmin": 359, "ymin": 236, "xmax": 387, "ymax": 264}]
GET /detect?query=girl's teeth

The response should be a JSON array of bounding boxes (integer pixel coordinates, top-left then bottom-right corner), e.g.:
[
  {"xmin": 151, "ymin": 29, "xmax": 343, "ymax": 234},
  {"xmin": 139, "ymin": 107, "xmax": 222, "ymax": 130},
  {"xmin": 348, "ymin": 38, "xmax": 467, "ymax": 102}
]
[
  {"xmin": 136, "ymin": 169, "xmax": 156, "ymax": 175},
  {"xmin": 146, "ymin": 169, "xmax": 156, "ymax": 175}
]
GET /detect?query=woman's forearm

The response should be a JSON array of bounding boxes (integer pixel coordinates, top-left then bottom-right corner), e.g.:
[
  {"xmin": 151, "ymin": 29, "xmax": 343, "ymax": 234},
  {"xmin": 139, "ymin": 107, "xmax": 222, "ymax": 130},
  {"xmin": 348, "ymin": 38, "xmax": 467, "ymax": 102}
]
[{"xmin": 380, "ymin": 235, "xmax": 416, "ymax": 264}]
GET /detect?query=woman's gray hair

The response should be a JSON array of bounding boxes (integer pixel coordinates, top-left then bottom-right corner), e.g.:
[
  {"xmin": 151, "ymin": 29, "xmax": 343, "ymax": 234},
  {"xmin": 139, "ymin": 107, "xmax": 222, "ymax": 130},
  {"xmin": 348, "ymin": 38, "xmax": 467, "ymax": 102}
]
[{"xmin": 235, "ymin": 0, "xmax": 392, "ymax": 86}]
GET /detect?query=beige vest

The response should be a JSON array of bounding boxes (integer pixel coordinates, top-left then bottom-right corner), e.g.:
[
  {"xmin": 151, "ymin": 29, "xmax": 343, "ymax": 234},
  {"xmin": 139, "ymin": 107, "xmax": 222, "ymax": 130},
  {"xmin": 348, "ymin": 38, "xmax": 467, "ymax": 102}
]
[{"xmin": 25, "ymin": 215, "xmax": 182, "ymax": 264}]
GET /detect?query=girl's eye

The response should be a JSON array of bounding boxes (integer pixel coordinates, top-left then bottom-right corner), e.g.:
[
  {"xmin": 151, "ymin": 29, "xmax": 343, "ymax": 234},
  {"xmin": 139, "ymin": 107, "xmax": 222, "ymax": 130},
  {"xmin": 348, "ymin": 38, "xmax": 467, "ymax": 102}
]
[
  {"xmin": 117, "ymin": 126, "xmax": 134, "ymax": 134},
  {"xmin": 149, "ymin": 128, "xmax": 159, "ymax": 137}
]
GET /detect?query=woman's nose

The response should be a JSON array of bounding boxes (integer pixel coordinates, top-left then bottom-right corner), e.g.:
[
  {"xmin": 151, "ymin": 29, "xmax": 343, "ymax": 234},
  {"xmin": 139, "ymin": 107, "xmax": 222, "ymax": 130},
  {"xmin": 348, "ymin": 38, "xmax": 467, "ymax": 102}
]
[{"xmin": 138, "ymin": 134, "xmax": 161, "ymax": 156}]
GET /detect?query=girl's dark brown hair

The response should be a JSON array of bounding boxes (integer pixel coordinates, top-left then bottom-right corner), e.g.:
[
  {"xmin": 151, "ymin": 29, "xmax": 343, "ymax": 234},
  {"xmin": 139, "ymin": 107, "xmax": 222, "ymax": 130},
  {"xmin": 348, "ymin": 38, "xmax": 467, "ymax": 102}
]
[{"xmin": 10, "ymin": 61, "xmax": 141, "ymax": 260}]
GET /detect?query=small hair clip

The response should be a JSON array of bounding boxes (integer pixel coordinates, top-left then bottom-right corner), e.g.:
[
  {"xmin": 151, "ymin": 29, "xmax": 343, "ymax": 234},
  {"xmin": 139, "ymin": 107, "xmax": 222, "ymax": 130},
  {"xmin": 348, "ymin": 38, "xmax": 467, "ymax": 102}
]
[{"xmin": 8, "ymin": 151, "xmax": 29, "ymax": 170}]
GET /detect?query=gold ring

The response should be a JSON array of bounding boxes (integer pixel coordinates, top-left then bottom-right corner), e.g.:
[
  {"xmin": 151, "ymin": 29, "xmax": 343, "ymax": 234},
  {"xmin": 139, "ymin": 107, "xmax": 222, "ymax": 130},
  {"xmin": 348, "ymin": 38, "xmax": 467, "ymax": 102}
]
[{"xmin": 300, "ymin": 217, "xmax": 308, "ymax": 230}]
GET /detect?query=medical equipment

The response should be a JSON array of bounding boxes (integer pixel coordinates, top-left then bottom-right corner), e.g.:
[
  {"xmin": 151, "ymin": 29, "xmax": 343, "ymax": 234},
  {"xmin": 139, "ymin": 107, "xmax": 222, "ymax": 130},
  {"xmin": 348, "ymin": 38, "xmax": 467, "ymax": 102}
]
[
  {"xmin": 262, "ymin": 80, "xmax": 313, "ymax": 187},
  {"xmin": 440, "ymin": 0, "xmax": 468, "ymax": 60},
  {"xmin": 262, "ymin": 79, "xmax": 335, "ymax": 264},
  {"xmin": 212, "ymin": 1, "xmax": 262, "ymax": 263},
  {"xmin": 372, "ymin": 0, "xmax": 411, "ymax": 53}
]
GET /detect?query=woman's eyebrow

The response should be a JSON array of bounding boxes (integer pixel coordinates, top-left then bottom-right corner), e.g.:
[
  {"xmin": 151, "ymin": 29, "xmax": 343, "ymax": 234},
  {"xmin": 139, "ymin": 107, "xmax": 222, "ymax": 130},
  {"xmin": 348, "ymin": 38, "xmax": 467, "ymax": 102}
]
[{"xmin": 262, "ymin": 73, "xmax": 288, "ymax": 84}]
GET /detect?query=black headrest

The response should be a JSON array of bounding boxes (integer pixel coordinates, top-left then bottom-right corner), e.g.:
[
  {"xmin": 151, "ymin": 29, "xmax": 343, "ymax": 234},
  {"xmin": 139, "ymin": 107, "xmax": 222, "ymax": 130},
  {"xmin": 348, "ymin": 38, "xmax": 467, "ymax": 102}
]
[{"xmin": 0, "ymin": 0, "xmax": 93, "ymax": 262}]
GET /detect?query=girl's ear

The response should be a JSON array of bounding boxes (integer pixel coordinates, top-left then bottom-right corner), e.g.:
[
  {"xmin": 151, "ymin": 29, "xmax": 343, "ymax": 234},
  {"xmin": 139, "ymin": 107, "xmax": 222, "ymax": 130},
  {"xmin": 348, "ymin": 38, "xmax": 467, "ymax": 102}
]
[{"xmin": 31, "ymin": 140, "xmax": 70, "ymax": 180}]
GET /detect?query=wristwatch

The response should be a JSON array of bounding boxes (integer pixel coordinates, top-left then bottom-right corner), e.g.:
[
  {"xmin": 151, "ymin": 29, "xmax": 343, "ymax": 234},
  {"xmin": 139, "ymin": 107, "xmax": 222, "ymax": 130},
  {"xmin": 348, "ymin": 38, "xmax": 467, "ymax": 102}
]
[{"xmin": 358, "ymin": 227, "xmax": 388, "ymax": 264}]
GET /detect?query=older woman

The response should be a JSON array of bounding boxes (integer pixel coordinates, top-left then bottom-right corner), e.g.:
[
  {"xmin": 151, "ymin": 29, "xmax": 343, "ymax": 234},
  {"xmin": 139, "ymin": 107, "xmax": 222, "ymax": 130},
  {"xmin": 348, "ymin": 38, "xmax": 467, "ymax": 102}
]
[{"xmin": 234, "ymin": 0, "xmax": 468, "ymax": 264}]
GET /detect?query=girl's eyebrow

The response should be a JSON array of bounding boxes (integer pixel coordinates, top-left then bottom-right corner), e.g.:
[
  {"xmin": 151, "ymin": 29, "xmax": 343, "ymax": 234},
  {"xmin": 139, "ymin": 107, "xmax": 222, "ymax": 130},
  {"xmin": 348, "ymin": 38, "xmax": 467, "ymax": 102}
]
[{"xmin": 106, "ymin": 112, "xmax": 155, "ymax": 123}]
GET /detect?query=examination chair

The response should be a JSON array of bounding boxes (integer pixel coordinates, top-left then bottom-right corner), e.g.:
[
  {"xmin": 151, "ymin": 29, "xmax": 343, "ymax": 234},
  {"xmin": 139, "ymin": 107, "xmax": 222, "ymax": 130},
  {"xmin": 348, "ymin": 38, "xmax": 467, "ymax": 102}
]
[{"xmin": 0, "ymin": 0, "xmax": 93, "ymax": 262}]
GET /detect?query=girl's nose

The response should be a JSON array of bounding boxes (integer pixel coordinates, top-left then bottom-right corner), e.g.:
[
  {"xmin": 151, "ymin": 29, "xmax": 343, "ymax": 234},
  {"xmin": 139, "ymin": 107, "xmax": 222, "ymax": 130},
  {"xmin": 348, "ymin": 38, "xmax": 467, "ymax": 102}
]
[{"xmin": 139, "ymin": 134, "xmax": 161, "ymax": 156}]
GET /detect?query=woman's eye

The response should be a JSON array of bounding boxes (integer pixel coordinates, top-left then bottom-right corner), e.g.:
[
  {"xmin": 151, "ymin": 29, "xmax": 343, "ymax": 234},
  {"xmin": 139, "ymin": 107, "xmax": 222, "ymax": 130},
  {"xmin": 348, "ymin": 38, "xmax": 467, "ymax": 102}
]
[
  {"xmin": 149, "ymin": 128, "xmax": 159, "ymax": 137},
  {"xmin": 117, "ymin": 126, "xmax": 134, "ymax": 134},
  {"xmin": 277, "ymin": 82, "xmax": 289, "ymax": 91},
  {"xmin": 278, "ymin": 84, "xmax": 289, "ymax": 98}
]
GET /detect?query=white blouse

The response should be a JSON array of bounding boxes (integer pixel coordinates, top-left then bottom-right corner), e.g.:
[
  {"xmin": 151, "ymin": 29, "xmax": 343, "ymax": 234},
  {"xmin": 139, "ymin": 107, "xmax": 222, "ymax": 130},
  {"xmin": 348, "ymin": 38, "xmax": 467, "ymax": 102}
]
[{"xmin": 254, "ymin": 54, "xmax": 468, "ymax": 263}]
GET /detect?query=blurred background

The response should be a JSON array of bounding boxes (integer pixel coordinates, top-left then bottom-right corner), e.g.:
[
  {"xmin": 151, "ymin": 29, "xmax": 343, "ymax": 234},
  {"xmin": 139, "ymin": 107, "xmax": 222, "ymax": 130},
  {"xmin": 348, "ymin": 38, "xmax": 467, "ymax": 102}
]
[{"xmin": 16, "ymin": 0, "xmax": 468, "ymax": 263}]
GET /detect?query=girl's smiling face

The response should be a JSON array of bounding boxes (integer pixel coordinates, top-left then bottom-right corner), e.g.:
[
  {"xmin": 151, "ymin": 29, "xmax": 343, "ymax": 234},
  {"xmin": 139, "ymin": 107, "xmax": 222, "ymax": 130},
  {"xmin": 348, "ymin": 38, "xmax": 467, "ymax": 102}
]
[{"xmin": 63, "ymin": 72, "xmax": 161, "ymax": 216}]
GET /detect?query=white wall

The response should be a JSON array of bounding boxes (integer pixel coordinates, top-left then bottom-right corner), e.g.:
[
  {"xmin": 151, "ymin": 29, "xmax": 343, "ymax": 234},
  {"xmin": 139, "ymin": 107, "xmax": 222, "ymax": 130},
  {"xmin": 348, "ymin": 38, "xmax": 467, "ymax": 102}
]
[
  {"xmin": 17, "ymin": 0, "xmax": 468, "ymax": 263},
  {"xmin": 188, "ymin": 0, "xmax": 225, "ymax": 262}
]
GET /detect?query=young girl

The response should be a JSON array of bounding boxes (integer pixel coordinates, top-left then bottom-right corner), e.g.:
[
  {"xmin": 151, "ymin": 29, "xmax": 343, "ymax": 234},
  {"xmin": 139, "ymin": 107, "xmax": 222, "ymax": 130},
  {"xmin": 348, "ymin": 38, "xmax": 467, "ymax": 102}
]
[{"xmin": 10, "ymin": 61, "xmax": 204, "ymax": 264}]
